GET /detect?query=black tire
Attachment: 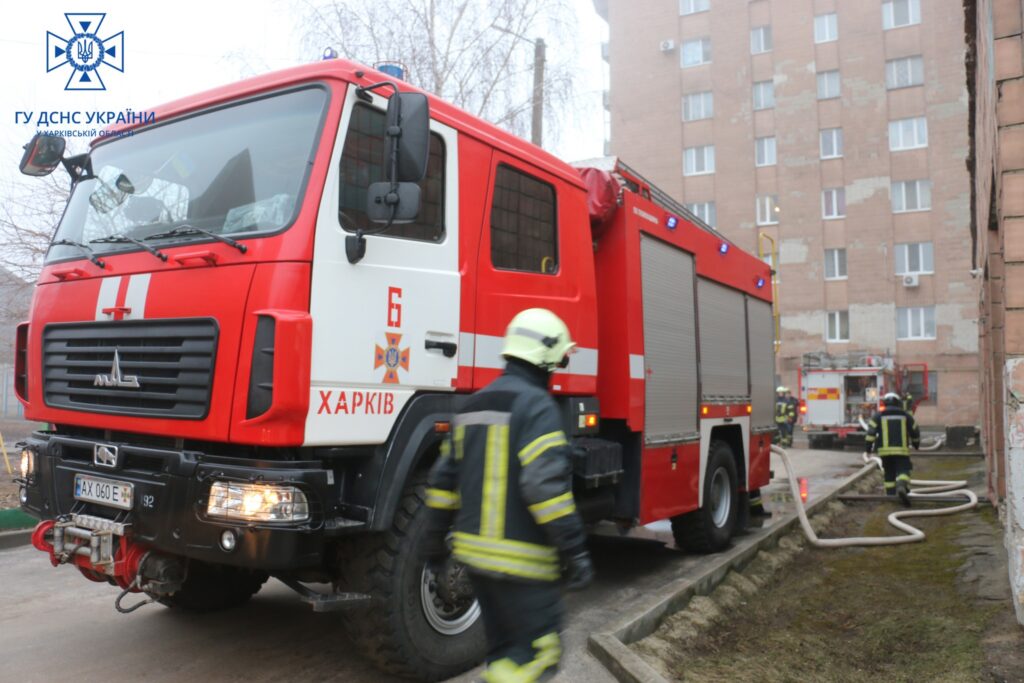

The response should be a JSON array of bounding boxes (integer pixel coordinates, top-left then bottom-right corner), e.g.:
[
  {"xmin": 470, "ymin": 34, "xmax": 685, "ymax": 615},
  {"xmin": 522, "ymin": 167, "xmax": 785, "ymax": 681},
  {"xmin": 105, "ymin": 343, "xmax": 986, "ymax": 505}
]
[
  {"xmin": 337, "ymin": 478, "xmax": 486, "ymax": 681},
  {"xmin": 159, "ymin": 561, "xmax": 268, "ymax": 612},
  {"xmin": 671, "ymin": 440, "xmax": 738, "ymax": 553}
]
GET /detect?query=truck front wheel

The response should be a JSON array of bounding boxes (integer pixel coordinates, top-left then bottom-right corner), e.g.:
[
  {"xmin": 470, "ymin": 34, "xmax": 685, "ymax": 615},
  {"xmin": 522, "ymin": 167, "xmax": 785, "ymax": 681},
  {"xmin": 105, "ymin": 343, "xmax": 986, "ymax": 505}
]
[
  {"xmin": 158, "ymin": 561, "xmax": 268, "ymax": 612},
  {"xmin": 337, "ymin": 478, "xmax": 486, "ymax": 681},
  {"xmin": 671, "ymin": 440, "xmax": 738, "ymax": 553}
]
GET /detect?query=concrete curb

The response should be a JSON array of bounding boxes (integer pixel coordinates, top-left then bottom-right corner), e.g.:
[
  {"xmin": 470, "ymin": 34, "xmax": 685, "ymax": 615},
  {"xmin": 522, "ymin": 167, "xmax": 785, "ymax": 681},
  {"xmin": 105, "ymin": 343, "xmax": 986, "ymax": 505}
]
[
  {"xmin": 0, "ymin": 528, "xmax": 32, "ymax": 551},
  {"xmin": 587, "ymin": 463, "xmax": 877, "ymax": 683}
]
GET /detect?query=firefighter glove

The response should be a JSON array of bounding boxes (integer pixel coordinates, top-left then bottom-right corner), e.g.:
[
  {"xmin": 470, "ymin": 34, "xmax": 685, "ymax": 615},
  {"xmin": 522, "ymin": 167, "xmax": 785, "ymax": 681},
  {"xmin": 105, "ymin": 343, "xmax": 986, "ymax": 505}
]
[{"xmin": 564, "ymin": 549, "xmax": 594, "ymax": 591}]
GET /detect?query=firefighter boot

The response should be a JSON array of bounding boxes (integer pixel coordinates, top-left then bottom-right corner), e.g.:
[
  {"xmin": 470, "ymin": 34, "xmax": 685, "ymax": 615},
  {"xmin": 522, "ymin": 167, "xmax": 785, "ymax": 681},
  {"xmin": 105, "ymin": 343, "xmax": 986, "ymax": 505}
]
[{"xmin": 896, "ymin": 479, "xmax": 911, "ymax": 508}]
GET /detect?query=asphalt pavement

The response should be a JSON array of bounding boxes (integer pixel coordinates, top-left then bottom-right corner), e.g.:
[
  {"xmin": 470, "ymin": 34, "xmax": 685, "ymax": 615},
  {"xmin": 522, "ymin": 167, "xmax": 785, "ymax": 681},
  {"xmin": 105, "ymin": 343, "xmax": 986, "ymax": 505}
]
[{"xmin": 0, "ymin": 446, "xmax": 863, "ymax": 683}]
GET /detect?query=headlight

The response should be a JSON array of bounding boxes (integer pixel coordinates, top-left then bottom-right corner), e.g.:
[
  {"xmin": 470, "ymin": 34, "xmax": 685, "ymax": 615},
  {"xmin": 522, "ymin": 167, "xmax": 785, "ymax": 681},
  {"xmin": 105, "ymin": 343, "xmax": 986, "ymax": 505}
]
[
  {"xmin": 206, "ymin": 482, "xmax": 309, "ymax": 522},
  {"xmin": 19, "ymin": 448, "xmax": 35, "ymax": 480}
]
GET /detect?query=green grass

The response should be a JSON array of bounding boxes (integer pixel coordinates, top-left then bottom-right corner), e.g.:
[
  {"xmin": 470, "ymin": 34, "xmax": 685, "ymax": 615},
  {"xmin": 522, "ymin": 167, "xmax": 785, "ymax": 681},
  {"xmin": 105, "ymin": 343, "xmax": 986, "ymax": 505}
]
[{"xmin": 0, "ymin": 507, "xmax": 36, "ymax": 530}]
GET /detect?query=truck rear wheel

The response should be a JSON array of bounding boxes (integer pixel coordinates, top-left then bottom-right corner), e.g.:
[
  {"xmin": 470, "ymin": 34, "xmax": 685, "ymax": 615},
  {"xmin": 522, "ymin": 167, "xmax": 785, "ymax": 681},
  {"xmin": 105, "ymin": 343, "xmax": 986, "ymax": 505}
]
[
  {"xmin": 159, "ymin": 561, "xmax": 268, "ymax": 612},
  {"xmin": 337, "ymin": 478, "xmax": 486, "ymax": 681},
  {"xmin": 671, "ymin": 440, "xmax": 738, "ymax": 553}
]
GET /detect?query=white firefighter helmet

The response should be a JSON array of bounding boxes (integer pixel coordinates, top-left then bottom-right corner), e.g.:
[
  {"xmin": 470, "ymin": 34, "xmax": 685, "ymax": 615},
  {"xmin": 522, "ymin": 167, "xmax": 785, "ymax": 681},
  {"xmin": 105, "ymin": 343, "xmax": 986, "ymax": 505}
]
[
  {"xmin": 882, "ymin": 392, "xmax": 901, "ymax": 407},
  {"xmin": 501, "ymin": 308, "xmax": 577, "ymax": 372},
  {"xmin": 776, "ymin": 386, "xmax": 788, "ymax": 393}
]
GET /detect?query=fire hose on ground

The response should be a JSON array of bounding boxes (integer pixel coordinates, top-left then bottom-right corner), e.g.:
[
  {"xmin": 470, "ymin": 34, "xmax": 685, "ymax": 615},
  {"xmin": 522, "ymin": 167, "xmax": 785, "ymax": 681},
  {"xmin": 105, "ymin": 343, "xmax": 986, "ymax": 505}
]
[{"xmin": 772, "ymin": 444, "xmax": 978, "ymax": 548}]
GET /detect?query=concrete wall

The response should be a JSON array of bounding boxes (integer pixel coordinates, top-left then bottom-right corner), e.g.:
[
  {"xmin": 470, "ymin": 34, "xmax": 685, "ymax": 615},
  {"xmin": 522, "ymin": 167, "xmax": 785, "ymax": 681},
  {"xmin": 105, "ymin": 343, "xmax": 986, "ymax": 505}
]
[{"xmin": 603, "ymin": 0, "xmax": 979, "ymax": 428}]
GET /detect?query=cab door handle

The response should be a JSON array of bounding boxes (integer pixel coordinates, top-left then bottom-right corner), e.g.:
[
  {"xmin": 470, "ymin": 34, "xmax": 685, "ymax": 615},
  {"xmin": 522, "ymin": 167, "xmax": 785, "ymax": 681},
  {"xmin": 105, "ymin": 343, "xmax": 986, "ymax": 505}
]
[{"xmin": 424, "ymin": 340, "xmax": 457, "ymax": 358}]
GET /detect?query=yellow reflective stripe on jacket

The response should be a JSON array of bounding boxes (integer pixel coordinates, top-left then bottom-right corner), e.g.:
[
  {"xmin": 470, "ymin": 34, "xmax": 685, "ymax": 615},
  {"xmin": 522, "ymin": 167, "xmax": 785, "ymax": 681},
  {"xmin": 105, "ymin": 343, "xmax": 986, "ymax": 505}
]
[
  {"xmin": 451, "ymin": 531, "xmax": 558, "ymax": 563},
  {"xmin": 452, "ymin": 546, "xmax": 560, "ymax": 582},
  {"xmin": 528, "ymin": 491, "xmax": 577, "ymax": 525},
  {"xmin": 453, "ymin": 425, "xmax": 466, "ymax": 461},
  {"xmin": 878, "ymin": 415, "xmax": 910, "ymax": 455},
  {"xmin": 518, "ymin": 430, "xmax": 568, "ymax": 467},
  {"xmin": 480, "ymin": 424, "xmax": 510, "ymax": 538},
  {"xmin": 425, "ymin": 487, "xmax": 460, "ymax": 510}
]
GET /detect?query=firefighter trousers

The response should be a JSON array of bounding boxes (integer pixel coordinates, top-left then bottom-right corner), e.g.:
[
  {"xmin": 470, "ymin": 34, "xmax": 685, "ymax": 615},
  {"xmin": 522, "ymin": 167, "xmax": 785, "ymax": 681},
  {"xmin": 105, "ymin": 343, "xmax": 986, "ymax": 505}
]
[
  {"xmin": 469, "ymin": 572, "xmax": 563, "ymax": 682},
  {"xmin": 776, "ymin": 421, "xmax": 793, "ymax": 446},
  {"xmin": 880, "ymin": 455, "xmax": 912, "ymax": 494}
]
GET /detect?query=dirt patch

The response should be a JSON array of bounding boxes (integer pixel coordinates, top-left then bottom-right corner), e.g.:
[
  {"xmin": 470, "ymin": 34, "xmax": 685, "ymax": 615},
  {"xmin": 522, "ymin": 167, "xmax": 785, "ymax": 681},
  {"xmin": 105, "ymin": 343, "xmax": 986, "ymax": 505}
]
[{"xmin": 631, "ymin": 457, "xmax": 1024, "ymax": 682}]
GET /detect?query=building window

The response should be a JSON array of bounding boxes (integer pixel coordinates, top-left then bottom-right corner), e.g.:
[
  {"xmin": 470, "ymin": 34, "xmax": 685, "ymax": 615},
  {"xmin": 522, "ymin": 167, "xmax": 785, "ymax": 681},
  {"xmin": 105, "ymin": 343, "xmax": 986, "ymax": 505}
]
[
  {"xmin": 817, "ymin": 70, "xmax": 841, "ymax": 100},
  {"xmin": 889, "ymin": 116, "xmax": 928, "ymax": 150},
  {"xmin": 684, "ymin": 145, "xmax": 715, "ymax": 175},
  {"xmin": 822, "ymin": 188, "xmax": 846, "ymax": 219},
  {"xmin": 891, "ymin": 179, "xmax": 931, "ymax": 212},
  {"xmin": 826, "ymin": 311, "xmax": 850, "ymax": 342},
  {"xmin": 681, "ymin": 38, "xmax": 712, "ymax": 68},
  {"xmin": 686, "ymin": 201, "xmax": 717, "ymax": 227},
  {"xmin": 886, "ymin": 56, "xmax": 924, "ymax": 89},
  {"xmin": 756, "ymin": 195, "xmax": 779, "ymax": 225},
  {"xmin": 755, "ymin": 136, "xmax": 777, "ymax": 167},
  {"xmin": 897, "ymin": 306, "xmax": 936, "ymax": 340},
  {"xmin": 820, "ymin": 128, "xmax": 844, "ymax": 159},
  {"xmin": 753, "ymin": 80, "xmax": 775, "ymax": 110},
  {"xmin": 814, "ymin": 13, "xmax": 838, "ymax": 43},
  {"xmin": 683, "ymin": 91, "xmax": 714, "ymax": 121},
  {"xmin": 680, "ymin": 0, "xmax": 709, "ymax": 15},
  {"xmin": 490, "ymin": 164, "xmax": 558, "ymax": 274},
  {"xmin": 340, "ymin": 103, "xmax": 446, "ymax": 242},
  {"xmin": 751, "ymin": 26, "xmax": 772, "ymax": 54},
  {"xmin": 895, "ymin": 242, "xmax": 934, "ymax": 275},
  {"xmin": 883, "ymin": 0, "xmax": 921, "ymax": 30},
  {"xmin": 824, "ymin": 248, "xmax": 847, "ymax": 280}
]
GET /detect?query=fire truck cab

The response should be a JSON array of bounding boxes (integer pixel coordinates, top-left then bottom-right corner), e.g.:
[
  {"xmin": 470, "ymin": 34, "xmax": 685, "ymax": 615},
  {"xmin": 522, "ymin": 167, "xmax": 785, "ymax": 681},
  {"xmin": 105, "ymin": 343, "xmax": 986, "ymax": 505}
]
[{"xmin": 14, "ymin": 60, "xmax": 774, "ymax": 680}]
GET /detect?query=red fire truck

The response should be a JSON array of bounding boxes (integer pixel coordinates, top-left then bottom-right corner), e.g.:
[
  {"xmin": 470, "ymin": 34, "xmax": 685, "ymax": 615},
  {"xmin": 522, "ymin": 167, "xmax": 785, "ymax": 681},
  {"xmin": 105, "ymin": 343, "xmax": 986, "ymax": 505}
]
[{"xmin": 13, "ymin": 59, "xmax": 774, "ymax": 680}]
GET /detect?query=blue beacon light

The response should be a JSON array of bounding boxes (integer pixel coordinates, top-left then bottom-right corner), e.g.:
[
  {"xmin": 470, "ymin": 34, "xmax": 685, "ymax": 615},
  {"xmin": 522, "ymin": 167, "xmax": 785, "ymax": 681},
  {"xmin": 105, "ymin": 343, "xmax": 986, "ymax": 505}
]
[
  {"xmin": 666, "ymin": 215, "xmax": 679, "ymax": 230},
  {"xmin": 719, "ymin": 242, "xmax": 729, "ymax": 254}
]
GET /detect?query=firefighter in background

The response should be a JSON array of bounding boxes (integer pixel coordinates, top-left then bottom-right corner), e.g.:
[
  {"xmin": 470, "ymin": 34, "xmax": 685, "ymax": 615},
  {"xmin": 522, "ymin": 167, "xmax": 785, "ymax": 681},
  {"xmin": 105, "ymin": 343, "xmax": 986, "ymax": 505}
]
[
  {"xmin": 423, "ymin": 308, "xmax": 594, "ymax": 683},
  {"xmin": 786, "ymin": 387, "xmax": 800, "ymax": 436},
  {"xmin": 775, "ymin": 386, "xmax": 795, "ymax": 447},
  {"xmin": 865, "ymin": 392, "xmax": 921, "ymax": 506},
  {"xmin": 902, "ymin": 391, "xmax": 915, "ymax": 414}
]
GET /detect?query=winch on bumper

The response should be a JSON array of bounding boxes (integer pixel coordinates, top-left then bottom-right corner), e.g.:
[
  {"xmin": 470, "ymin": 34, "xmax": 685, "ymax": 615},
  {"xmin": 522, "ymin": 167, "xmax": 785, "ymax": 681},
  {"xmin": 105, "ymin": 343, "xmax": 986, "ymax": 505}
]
[{"xmin": 18, "ymin": 432, "xmax": 340, "ymax": 572}]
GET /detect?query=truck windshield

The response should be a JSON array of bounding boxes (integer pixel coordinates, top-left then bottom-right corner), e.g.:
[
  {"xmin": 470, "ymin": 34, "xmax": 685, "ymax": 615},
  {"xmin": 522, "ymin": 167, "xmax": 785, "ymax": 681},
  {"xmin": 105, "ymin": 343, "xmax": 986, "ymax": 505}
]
[{"xmin": 47, "ymin": 87, "xmax": 328, "ymax": 263}]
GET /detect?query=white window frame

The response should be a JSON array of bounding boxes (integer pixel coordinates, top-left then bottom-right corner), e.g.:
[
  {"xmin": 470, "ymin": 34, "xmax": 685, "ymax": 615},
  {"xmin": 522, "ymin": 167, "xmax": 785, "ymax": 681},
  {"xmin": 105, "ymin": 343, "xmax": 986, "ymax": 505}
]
[
  {"xmin": 756, "ymin": 195, "xmax": 779, "ymax": 225},
  {"xmin": 680, "ymin": 0, "xmax": 710, "ymax": 15},
  {"xmin": 755, "ymin": 136, "xmax": 777, "ymax": 167},
  {"xmin": 826, "ymin": 311, "xmax": 850, "ymax": 343},
  {"xmin": 886, "ymin": 56, "xmax": 924, "ymax": 89},
  {"xmin": 897, "ymin": 306, "xmax": 936, "ymax": 340},
  {"xmin": 883, "ymin": 0, "xmax": 921, "ymax": 30},
  {"xmin": 751, "ymin": 26, "xmax": 772, "ymax": 54},
  {"xmin": 817, "ymin": 70, "xmax": 841, "ymax": 100},
  {"xmin": 814, "ymin": 13, "xmax": 838, "ymax": 43},
  {"xmin": 684, "ymin": 145, "xmax": 716, "ymax": 176},
  {"xmin": 894, "ymin": 242, "xmax": 934, "ymax": 275},
  {"xmin": 753, "ymin": 80, "xmax": 775, "ymax": 110},
  {"xmin": 889, "ymin": 116, "xmax": 928, "ymax": 151},
  {"xmin": 824, "ymin": 248, "xmax": 847, "ymax": 280},
  {"xmin": 891, "ymin": 179, "xmax": 932, "ymax": 212},
  {"xmin": 681, "ymin": 38, "xmax": 712, "ymax": 68},
  {"xmin": 683, "ymin": 91, "xmax": 714, "ymax": 121},
  {"xmin": 822, "ymin": 187, "xmax": 846, "ymax": 219},
  {"xmin": 686, "ymin": 201, "xmax": 717, "ymax": 227},
  {"xmin": 820, "ymin": 128, "xmax": 843, "ymax": 159}
]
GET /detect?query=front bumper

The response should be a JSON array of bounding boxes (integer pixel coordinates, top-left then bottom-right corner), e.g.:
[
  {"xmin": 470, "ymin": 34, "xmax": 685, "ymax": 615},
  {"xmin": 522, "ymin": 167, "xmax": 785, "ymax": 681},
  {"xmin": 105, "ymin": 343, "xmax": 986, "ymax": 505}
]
[{"xmin": 19, "ymin": 432, "xmax": 335, "ymax": 571}]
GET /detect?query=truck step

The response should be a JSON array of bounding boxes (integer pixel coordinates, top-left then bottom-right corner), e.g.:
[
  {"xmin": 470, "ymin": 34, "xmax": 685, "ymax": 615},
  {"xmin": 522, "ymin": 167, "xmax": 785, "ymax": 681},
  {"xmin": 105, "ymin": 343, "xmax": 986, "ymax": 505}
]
[{"xmin": 280, "ymin": 578, "xmax": 371, "ymax": 612}]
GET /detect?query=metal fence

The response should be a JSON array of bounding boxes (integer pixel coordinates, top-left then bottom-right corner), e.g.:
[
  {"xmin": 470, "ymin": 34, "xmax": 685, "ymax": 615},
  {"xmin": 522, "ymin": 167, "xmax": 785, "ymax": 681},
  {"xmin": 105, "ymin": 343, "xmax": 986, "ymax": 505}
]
[{"xmin": 1, "ymin": 364, "xmax": 24, "ymax": 419}]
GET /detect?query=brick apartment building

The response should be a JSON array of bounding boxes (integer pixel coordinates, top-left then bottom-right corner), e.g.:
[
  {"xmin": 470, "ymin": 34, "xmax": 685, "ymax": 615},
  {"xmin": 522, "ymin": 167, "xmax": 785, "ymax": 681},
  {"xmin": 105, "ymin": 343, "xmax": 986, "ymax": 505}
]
[
  {"xmin": 967, "ymin": 0, "xmax": 1024, "ymax": 622},
  {"xmin": 595, "ymin": 0, "xmax": 980, "ymax": 428}
]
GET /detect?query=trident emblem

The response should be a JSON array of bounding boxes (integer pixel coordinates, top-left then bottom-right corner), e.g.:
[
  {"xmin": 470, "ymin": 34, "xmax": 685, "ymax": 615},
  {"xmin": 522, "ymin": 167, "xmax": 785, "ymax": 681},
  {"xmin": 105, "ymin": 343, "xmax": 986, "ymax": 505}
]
[{"xmin": 76, "ymin": 38, "xmax": 94, "ymax": 63}]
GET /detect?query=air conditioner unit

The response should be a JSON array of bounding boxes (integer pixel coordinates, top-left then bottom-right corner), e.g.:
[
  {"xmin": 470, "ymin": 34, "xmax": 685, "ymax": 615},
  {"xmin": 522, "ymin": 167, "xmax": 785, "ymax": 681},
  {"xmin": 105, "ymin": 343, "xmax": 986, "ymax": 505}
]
[
  {"xmin": 902, "ymin": 273, "xmax": 920, "ymax": 288},
  {"xmin": 659, "ymin": 39, "xmax": 676, "ymax": 53}
]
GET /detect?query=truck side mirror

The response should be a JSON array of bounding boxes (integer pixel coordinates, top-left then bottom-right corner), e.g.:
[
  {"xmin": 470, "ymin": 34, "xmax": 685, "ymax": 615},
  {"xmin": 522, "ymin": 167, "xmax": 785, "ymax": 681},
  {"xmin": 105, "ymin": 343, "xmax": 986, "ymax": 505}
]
[{"xmin": 19, "ymin": 133, "xmax": 66, "ymax": 177}]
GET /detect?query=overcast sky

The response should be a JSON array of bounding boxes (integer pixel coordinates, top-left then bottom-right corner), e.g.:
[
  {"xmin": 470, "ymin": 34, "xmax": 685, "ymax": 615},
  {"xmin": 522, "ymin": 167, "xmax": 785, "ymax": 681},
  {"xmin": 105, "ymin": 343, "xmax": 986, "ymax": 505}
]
[{"xmin": 0, "ymin": 0, "xmax": 608, "ymax": 192}]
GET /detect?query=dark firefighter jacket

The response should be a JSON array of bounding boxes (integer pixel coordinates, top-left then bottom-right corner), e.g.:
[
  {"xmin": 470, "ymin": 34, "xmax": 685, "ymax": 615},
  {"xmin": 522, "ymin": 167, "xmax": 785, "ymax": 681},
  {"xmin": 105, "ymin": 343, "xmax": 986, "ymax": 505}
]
[
  {"xmin": 775, "ymin": 399, "xmax": 795, "ymax": 424},
  {"xmin": 865, "ymin": 407, "xmax": 921, "ymax": 456},
  {"xmin": 425, "ymin": 360, "xmax": 586, "ymax": 583}
]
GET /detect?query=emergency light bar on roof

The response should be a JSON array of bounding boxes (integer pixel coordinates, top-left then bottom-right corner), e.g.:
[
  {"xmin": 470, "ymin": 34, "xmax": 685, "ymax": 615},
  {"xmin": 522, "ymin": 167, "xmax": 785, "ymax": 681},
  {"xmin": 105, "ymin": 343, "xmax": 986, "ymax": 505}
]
[{"xmin": 571, "ymin": 156, "xmax": 731, "ymax": 243}]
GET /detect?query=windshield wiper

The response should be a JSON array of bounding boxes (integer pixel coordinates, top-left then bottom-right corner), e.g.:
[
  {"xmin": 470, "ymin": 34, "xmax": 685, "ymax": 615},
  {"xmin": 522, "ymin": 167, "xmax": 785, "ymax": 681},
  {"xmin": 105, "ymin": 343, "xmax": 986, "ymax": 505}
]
[
  {"xmin": 90, "ymin": 234, "xmax": 168, "ymax": 262},
  {"xmin": 51, "ymin": 239, "xmax": 106, "ymax": 268},
  {"xmin": 144, "ymin": 226, "xmax": 247, "ymax": 253}
]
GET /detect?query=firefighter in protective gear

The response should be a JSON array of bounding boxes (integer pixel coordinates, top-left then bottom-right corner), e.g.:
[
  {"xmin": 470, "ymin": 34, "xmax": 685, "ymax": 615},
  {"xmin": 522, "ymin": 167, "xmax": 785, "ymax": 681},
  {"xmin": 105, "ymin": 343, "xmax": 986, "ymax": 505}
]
[
  {"xmin": 865, "ymin": 392, "xmax": 920, "ymax": 506},
  {"xmin": 423, "ymin": 308, "xmax": 593, "ymax": 682},
  {"xmin": 775, "ymin": 387, "xmax": 795, "ymax": 447}
]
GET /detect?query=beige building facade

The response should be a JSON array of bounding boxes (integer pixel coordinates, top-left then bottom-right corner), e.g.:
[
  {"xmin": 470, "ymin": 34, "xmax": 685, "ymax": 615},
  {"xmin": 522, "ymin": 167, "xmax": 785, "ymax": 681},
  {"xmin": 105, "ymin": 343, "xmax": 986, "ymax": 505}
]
[{"xmin": 596, "ymin": 0, "xmax": 980, "ymax": 427}]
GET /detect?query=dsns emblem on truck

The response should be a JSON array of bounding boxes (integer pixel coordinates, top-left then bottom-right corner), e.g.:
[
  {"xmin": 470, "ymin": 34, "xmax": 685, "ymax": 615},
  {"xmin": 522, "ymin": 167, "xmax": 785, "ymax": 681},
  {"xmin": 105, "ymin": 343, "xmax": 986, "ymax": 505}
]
[
  {"xmin": 94, "ymin": 349, "xmax": 140, "ymax": 388},
  {"xmin": 46, "ymin": 13, "xmax": 124, "ymax": 91},
  {"xmin": 374, "ymin": 333, "xmax": 410, "ymax": 384}
]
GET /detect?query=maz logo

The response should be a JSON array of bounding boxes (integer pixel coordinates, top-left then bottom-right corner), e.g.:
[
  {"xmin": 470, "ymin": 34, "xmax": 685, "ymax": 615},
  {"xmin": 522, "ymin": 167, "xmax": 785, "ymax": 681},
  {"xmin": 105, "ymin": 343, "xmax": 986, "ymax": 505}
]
[{"xmin": 94, "ymin": 349, "xmax": 140, "ymax": 388}]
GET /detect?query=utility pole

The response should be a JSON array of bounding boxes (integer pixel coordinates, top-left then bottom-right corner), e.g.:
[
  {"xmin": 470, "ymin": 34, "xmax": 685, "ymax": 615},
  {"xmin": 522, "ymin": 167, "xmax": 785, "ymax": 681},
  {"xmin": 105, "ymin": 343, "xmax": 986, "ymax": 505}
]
[{"xmin": 531, "ymin": 38, "xmax": 546, "ymax": 147}]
